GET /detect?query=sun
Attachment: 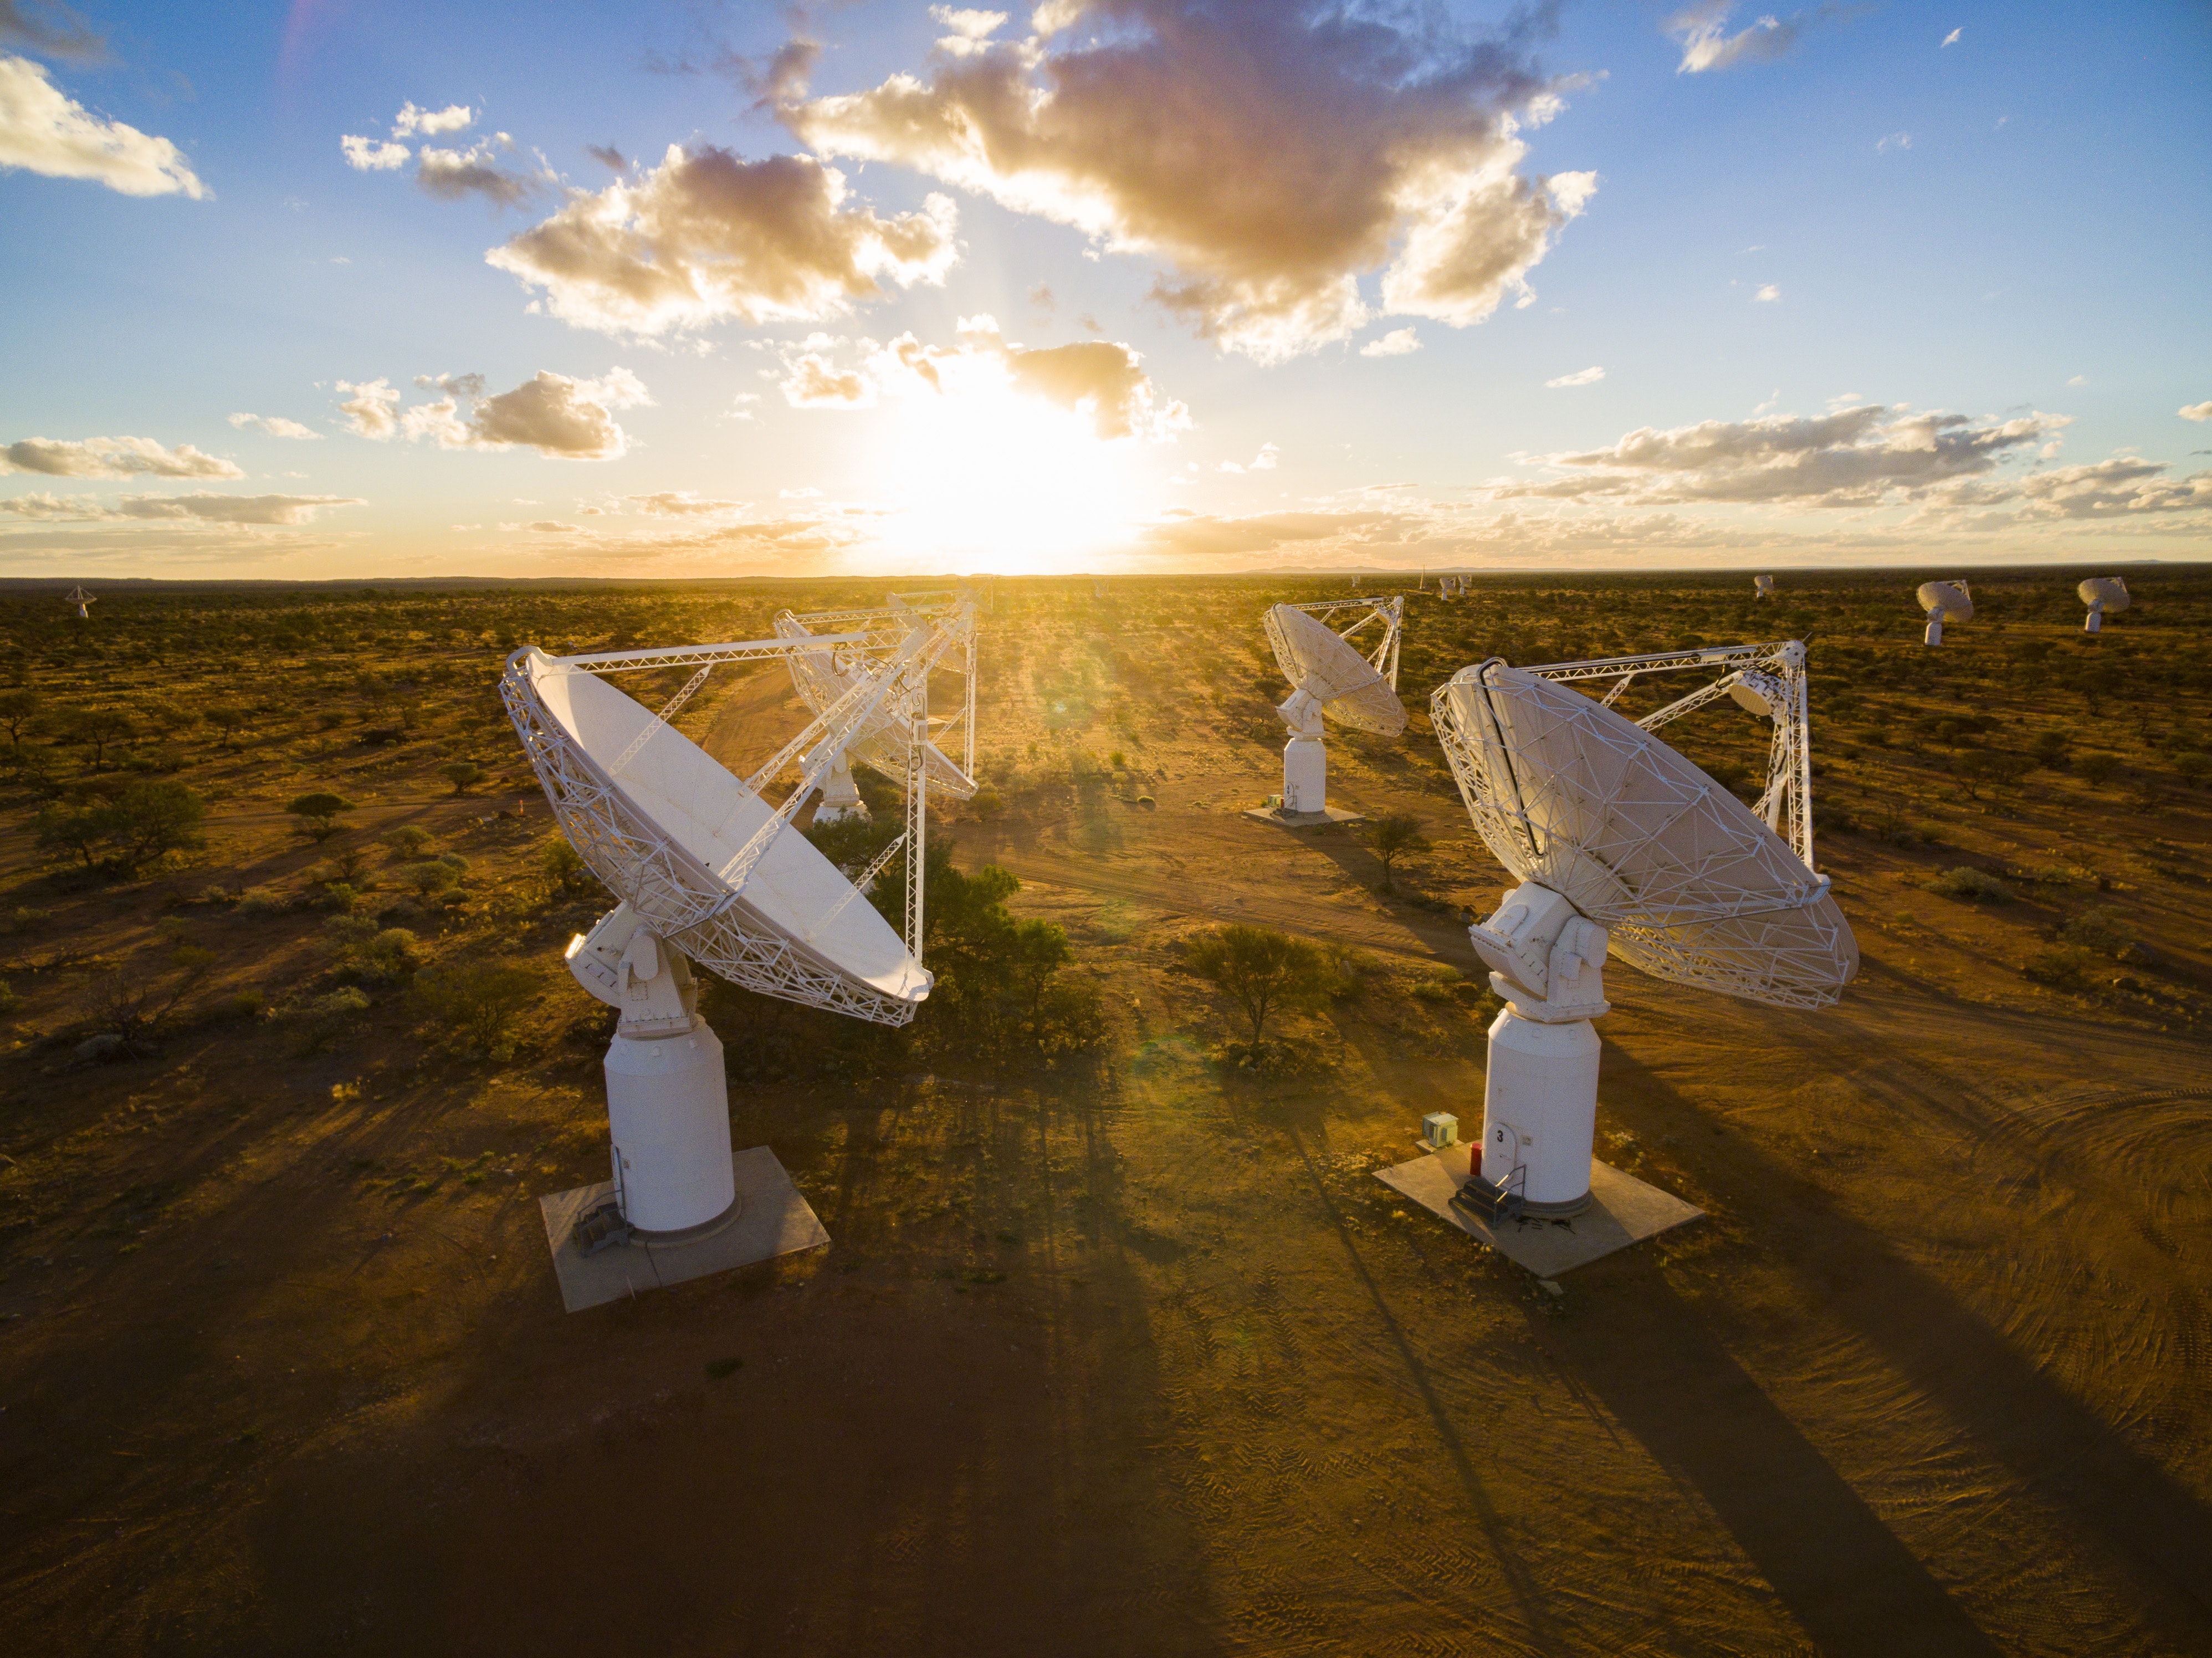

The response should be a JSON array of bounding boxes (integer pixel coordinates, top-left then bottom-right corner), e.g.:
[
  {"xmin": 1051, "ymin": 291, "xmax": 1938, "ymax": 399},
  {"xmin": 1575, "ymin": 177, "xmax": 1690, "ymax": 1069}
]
[{"xmin": 865, "ymin": 373, "xmax": 1152, "ymax": 575}]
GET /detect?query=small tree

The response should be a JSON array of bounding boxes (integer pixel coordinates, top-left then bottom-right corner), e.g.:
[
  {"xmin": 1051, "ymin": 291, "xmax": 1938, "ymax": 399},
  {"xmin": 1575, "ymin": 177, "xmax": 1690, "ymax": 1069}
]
[
  {"xmin": 105, "ymin": 781, "xmax": 209, "ymax": 874},
  {"xmin": 63, "ymin": 705, "xmax": 136, "ymax": 772},
  {"xmin": 1186, "ymin": 923, "xmax": 1334, "ymax": 1047},
  {"xmin": 383, "ymin": 823, "xmax": 433, "ymax": 858},
  {"xmin": 540, "ymin": 837, "xmax": 593, "ymax": 896},
  {"xmin": 438, "ymin": 759, "xmax": 487, "ymax": 795},
  {"xmin": 414, "ymin": 961, "xmax": 539, "ymax": 1053},
  {"xmin": 0, "ymin": 687, "xmax": 42, "ymax": 749},
  {"xmin": 2076, "ymin": 752, "xmax": 2121, "ymax": 789},
  {"xmin": 1011, "ymin": 918, "xmax": 1073, "ymax": 1018},
  {"xmin": 286, "ymin": 791, "xmax": 355, "ymax": 842},
  {"xmin": 204, "ymin": 705, "xmax": 250, "ymax": 750},
  {"xmin": 1365, "ymin": 812, "xmax": 1432, "ymax": 892}
]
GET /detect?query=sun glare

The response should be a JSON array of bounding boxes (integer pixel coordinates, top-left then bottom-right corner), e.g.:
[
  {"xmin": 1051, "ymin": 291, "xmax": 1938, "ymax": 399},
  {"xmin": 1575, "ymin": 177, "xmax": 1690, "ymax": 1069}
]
[{"xmin": 867, "ymin": 374, "xmax": 1151, "ymax": 575}]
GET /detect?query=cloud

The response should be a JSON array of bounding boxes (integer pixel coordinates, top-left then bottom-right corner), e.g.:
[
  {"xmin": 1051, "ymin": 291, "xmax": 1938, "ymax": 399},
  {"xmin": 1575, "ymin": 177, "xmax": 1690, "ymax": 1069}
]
[
  {"xmin": 0, "ymin": 53, "xmax": 207, "ymax": 197},
  {"xmin": 2006, "ymin": 458, "xmax": 2212, "ymax": 521},
  {"xmin": 2066, "ymin": 374, "xmax": 2087, "ymax": 387},
  {"xmin": 392, "ymin": 101, "xmax": 472, "ymax": 137},
  {"xmin": 526, "ymin": 519, "xmax": 581, "ymax": 533},
  {"xmin": 341, "ymin": 133, "xmax": 409, "ymax": 171},
  {"xmin": 626, "ymin": 492, "xmax": 744, "ymax": 516},
  {"xmin": 1668, "ymin": 2, "xmax": 1830, "ymax": 73},
  {"xmin": 227, "ymin": 412, "xmax": 322, "ymax": 440},
  {"xmin": 1, "ymin": 434, "xmax": 241, "ymax": 479},
  {"xmin": 487, "ymin": 144, "xmax": 959, "ymax": 336},
  {"xmin": 417, "ymin": 134, "xmax": 536, "ymax": 206},
  {"xmin": 2, "ymin": 490, "xmax": 361, "ymax": 525},
  {"xmin": 1360, "ymin": 327, "xmax": 1423, "ymax": 358},
  {"xmin": 929, "ymin": 6, "xmax": 1007, "ymax": 54},
  {"xmin": 1754, "ymin": 283, "xmax": 1780, "ymax": 301},
  {"xmin": 778, "ymin": 317, "xmax": 1190, "ymax": 441},
  {"xmin": 396, "ymin": 367, "xmax": 650, "ymax": 459},
  {"xmin": 1216, "ymin": 441, "xmax": 1278, "ymax": 474},
  {"xmin": 1877, "ymin": 131, "xmax": 1911, "ymax": 153},
  {"xmin": 1, "ymin": 1, "xmax": 103, "ymax": 61},
  {"xmin": 1490, "ymin": 403, "xmax": 2067, "ymax": 508},
  {"xmin": 787, "ymin": 1, "xmax": 1595, "ymax": 363},
  {"xmin": 586, "ymin": 142, "xmax": 626, "ymax": 171},
  {"xmin": 2182, "ymin": 402, "xmax": 2212, "ymax": 422},
  {"xmin": 335, "ymin": 378, "xmax": 402, "ymax": 439},
  {"xmin": 1941, "ymin": 27, "xmax": 1960, "ymax": 47},
  {"xmin": 1545, "ymin": 365, "xmax": 1604, "ymax": 387}
]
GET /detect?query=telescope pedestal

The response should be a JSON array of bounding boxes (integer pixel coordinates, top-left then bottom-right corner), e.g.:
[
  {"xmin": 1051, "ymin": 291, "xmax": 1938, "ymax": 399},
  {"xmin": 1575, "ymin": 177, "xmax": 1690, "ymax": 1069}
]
[
  {"xmin": 1477, "ymin": 1009, "xmax": 1600, "ymax": 1216},
  {"xmin": 605, "ymin": 1022, "xmax": 738, "ymax": 1237},
  {"xmin": 1923, "ymin": 617, "xmax": 1944, "ymax": 646},
  {"xmin": 812, "ymin": 749, "xmax": 868, "ymax": 823},
  {"xmin": 2083, "ymin": 609, "xmax": 2102, "ymax": 635},
  {"xmin": 1282, "ymin": 735, "xmax": 1327, "ymax": 815}
]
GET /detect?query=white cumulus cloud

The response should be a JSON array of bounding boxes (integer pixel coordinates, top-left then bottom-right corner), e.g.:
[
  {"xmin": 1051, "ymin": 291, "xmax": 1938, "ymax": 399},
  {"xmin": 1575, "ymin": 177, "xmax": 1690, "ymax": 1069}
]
[
  {"xmin": 487, "ymin": 145, "xmax": 959, "ymax": 336},
  {"xmin": 335, "ymin": 378, "xmax": 402, "ymax": 439},
  {"xmin": 396, "ymin": 367, "xmax": 649, "ymax": 459},
  {"xmin": 1360, "ymin": 328, "xmax": 1423, "ymax": 359},
  {"xmin": 787, "ymin": 1, "xmax": 1596, "ymax": 363},
  {"xmin": 393, "ymin": 101, "xmax": 472, "ymax": 137},
  {"xmin": 2181, "ymin": 402, "xmax": 2212, "ymax": 422},
  {"xmin": 1546, "ymin": 365, "xmax": 1605, "ymax": 387},
  {"xmin": 1754, "ymin": 283, "xmax": 1780, "ymax": 302},
  {"xmin": 341, "ymin": 133, "xmax": 409, "ymax": 171},
  {"xmin": 227, "ymin": 412, "xmax": 322, "ymax": 440},
  {"xmin": 0, "ymin": 53, "xmax": 207, "ymax": 197},
  {"xmin": 1, "ymin": 434, "xmax": 240, "ymax": 478}
]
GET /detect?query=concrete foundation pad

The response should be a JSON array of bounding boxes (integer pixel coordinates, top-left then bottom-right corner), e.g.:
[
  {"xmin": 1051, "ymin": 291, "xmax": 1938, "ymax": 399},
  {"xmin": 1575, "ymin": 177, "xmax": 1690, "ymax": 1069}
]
[
  {"xmin": 1376, "ymin": 1143, "xmax": 1702, "ymax": 1277},
  {"xmin": 537, "ymin": 1145, "xmax": 830, "ymax": 1313},
  {"xmin": 1242, "ymin": 805, "xmax": 1366, "ymax": 828}
]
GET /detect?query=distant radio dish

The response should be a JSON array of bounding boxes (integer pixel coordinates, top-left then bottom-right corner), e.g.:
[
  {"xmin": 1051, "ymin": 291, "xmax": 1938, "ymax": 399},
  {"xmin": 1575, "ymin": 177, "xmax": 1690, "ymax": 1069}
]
[
  {"xmin": 1432, "ymin": 639, "xmax": 1855, "ymax": 1219},
  {"xmin": 1754, "ymin": 574, "xmax": 1775, "ymax": 600},
  {"xmin": 1262, "ymin": 597, "xmax": 1407, "ymax": 817},
  {"xmin": 504, "ymin": 598, "xmax": 976, "ymax": 1244},
  {"xmin": 2078, "ymin": 576, "xmax": 2129, "ymax": 635},
  {"xmin": 1917, "ymin": 579, "xmax": 1973, "ymax": 646},
  {"xmin": 776, "ymin": 593, "xmax": 979, "ymax": 822},
  {"xmin": 62, "ymin": 584, "xmax": 94, "ymax": 619}
]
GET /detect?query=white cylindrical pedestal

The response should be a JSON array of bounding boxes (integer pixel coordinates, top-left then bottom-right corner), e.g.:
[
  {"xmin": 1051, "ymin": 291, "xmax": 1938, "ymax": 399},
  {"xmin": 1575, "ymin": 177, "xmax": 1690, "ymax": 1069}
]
[
  {"xmin": 1283, "ymin": 736, "xmax": 1327, "ymax": 815},
  {"xmin": 1924, "ymin": 617, "xmax": 1943, "ymax": 646},
  {"xmin": 605, "ymin": 1022, "xmax": 735, "ymax": 1236},
  {"xmin": 2083, "ymin": 610, "xmax": 2102, "ymax": 634},
  {"xmin": 1478, "ymin": 1008, "xmax": 1600, "ymax": 1215},
  {"xmin": 813, "ymin": 751, "xmax": 868, "ymax": 823}
]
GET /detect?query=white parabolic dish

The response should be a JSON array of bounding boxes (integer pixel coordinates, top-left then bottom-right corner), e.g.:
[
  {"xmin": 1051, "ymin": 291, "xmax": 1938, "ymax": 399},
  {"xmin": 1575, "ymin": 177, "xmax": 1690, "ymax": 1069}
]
[
  {"xmin": 1918, "ymin": 580, "xmax": 1973, "ymax": 621},
  {"xmin": 1436, "ymin": 662, "xmax": 1857, "ymax": 1009},
  {"xmin": 2079, "ymin": 576, "xmax": 2131, "ymax": 613},
  {"xmin": 775, "ymin": 610, "xmax": 976, "ymax": 796},
  {"xmin": 509, "ymin": 647, "xmax": 930, "ymax": 1023},
  {"xmin": 1264, "ymin": 604, "xmax": 1408, "ymax": 736}
]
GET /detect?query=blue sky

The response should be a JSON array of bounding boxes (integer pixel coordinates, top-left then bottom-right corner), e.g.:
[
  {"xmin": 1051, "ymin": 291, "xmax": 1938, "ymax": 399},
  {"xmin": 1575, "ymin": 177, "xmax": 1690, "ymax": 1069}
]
[{"xmin": 2, "ymin": 0, "xmax": 2207, "ymax": 579}]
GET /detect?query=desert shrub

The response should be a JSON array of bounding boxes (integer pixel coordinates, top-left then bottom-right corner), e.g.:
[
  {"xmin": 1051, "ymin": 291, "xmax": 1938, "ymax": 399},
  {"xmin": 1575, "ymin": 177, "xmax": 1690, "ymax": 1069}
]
[
  {"xmin": 0, "ymin": 979, "xmax": 16, "ymax": 1015},
  {"xmin": 236, "ymin": 886, "xmax": 288, "ymax": 915},
  {"xmin": 1931, "ymin": 866, "xmax": 2011, "ymax": 902},
  {"xmin": 290, "ymin": 985, "xmax": 371, "ymax": 1051},
  {"xmin": 286, "ymin": 791, "xmax": 355, "ymax": 841},
  {"xmin": 2075, "ymin": 752, "xmax": 2121, "ymax": 787},
  {"xmin": 968, "ymin": 786, "xmax": 1005, "ymax": 818},
  {"xmin": 34, "ymin": 780, "xmax": 207, "ymax": 876},
  {"xmin": 540, "ymin": 837, "xmax": 594, "ymax": 895},
  {"xmin": 319, "ymin": 882, "xmax": 361, "ymax": 913},
  {"xmin": 2, "ymin": 905, "xmax": 51, "ymax": 934},
  {"xmin": 399, "ymin": 859, "xmax": 459, "ymax": 898},
  {"xmin": 2030, "ymin": 731, "xmax": 2070, "ymax": 769},
  {"xmin": 2060, "ymin": 907, "xmax": 2133, "ymax": 954},
  {"xmin": 321, "ymin": 915, "xmax": 424, "ymax": 982},
  {"xmin": 60, "ymin": 704, "xmax": 137, "ymax": 771},
  {"xmin": 438, "ymin": 759, "xmax": 487, "ymax": 794},
  {"xmin": 383, "ymin": 824, "xmax": 433, "ymax": 858},
  {"xmin": 2024, "ymin": 946, "xmax": 2096, "ymax": 989},
  {"xmin": 1185, "ymin": 924, "xmax": 1335, "ymax": 1046},
  {"xmin": 80, "ymin": 941, "xmax": 213, "ymax": 1051},
  {"xmin": 413, "ymin": 961, "xmax": 540, "ymax": 1055},
  {"xmin": 2173, "ymin": 751, "xmax": 2209, "ymax": 786}
]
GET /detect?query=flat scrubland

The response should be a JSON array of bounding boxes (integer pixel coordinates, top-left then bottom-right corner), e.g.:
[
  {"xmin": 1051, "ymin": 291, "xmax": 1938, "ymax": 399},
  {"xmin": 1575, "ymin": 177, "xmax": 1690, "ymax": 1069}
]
[{"xmin": 1, "ymin": 568, "xmax": 2209, "ymax": 1656}]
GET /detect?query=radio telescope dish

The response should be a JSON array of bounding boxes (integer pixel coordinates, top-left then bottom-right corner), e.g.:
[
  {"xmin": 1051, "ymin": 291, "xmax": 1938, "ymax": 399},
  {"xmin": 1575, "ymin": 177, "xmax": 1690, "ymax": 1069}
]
[
  {"xmin": 1754, "ymin": 574, "xmax": 1775, "ymax": 601},
  {"xmin": 1262, "ymin": 597, "xmax": 1406, "ymax": 816},
  {"xmin": 2079, "ymin": 576, "xmax": 2129, "ymax": 635},
  {"xmin": 1430, "ymin": 639, "xmax": 1855, "ymax": 1220},
  {"xmin": 62, "ymin": 584, "xmax": 94, "ymax": 619},
  {"xmin": 1917, "ymin": 579, "xmax": 1973, "ymax": 646},
  {"xmin": 504, "ymin": 600, "xmax": 974, "ymax": 1244},
  {"xmin": 775, "ymin": 593, "xmax": 979, "ymax": 822}
]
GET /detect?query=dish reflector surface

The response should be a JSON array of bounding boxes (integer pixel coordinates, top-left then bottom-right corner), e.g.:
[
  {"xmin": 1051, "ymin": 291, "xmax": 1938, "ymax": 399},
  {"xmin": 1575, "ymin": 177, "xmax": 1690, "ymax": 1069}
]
[
  {"xmin": 1436, "ymin": 662, "xmax": 1856, "ymax": 1009},
  {"xmin": 2078, "ymin": 576, "xmax": 2130, "ymax": 613},
  {"xmin": 513, "ymin": 648, "xmax": 929, "ymax": 1019},
  {"xmin": 1265, "ymin": 604, "xmax": 1407, "ymax": 736},
  {"xmin": 1918, "ymin": 580, "xmax": 1973, "ymax": 621}
]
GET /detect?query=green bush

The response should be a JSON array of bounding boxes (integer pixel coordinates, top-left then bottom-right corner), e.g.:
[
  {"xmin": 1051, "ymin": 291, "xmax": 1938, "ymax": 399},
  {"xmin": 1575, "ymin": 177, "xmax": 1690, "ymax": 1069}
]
[
  {"xmin": 2060, "ymin": 906, "xmax": 2133, "ymax": 954},
  {"xmin": 1185, "ymin": 923, "xmax": 1335, "ymax": 1046},
  {"xmin": 2076, "ymin": 752, "xmax": 2121, "ymax": 787},
  {"xmin": 413, "ymin": 961, "xmax": 540, "ymax": 1055},
  {"xmin": 382, "ymin": 824, "xmax": 433, "ymax": 858},
  {"xmin": 1931, "ymin": 866, "xmax": 2011, "ymax": 902},
  {"xmin": 399, "ymin": 859, "xmax": 460, "ymax": 898},
  {"xmin": 33, "ymin": 780, "xmax": 207, "ymax": 876}
]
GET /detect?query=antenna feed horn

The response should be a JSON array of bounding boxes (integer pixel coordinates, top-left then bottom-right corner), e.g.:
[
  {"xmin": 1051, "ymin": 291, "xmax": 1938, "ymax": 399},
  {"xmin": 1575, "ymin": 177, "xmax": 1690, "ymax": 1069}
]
[{"xmin": 1468, "ymin": 881, "xmax": 1611, "ymax": 1024}]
